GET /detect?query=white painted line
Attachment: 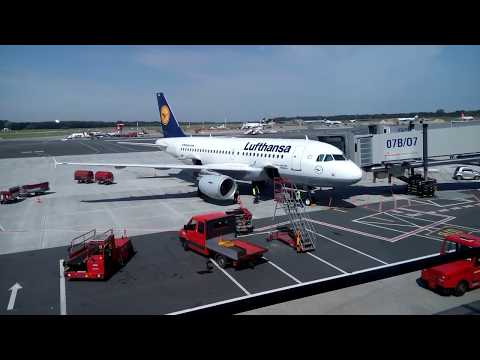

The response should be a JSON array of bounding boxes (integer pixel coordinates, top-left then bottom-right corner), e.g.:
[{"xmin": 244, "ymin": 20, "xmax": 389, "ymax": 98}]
[
  {"xmin": 451, "ymin": 207, "xmax": 462, "ymax": 210},
  {"xmin": 263, "ymin": 257, "xmax": 302, "ymax": 284},
  {"xmin": 384, "ymin": 211, "xmax": 421, "ymax": 227},
  {"xmin": 332, "ymin": 208, "xmax": 347, "ymax": 213},
  {"xmin": 355, "ymin": 220, "xmax": 414, "ymax": 228},
  {"xmin": 463, "ymin": 205, "xmax": 474, "ymax": 208},
  {"xmin": 308, "ymin": 229, "xmax": 388, "ymax": 265},
  {"xmin": 167, "ymin": 251, "xmax": 440, "ymax": 315},
  {"xmin": 59, "ymin": 259, "xmax": 67, "ymax": 315},
  {"xmin": 308, "ymin": 218, "xmax": 390, "ymax": 241},
  {"xmin": 390, "ymin": 217, "xmax": 455, "ymax": 242},
  {"xmin": 438, "ymin": 209, "xmax": 449, "ymax": 212},
  {"xmin": 20, "ymin": 151, "xmax": 32, "ymax": 154},
  {"xmin": 33, "ymin": 150, "xmax": 44, "ymax": 153},
  {"xmin": 307, "ymin": 253, "xmax": 348, "ymax": 274},
  {"xmin": 210, "ymin": 259, "xmax": 250, "ymax": 295}
]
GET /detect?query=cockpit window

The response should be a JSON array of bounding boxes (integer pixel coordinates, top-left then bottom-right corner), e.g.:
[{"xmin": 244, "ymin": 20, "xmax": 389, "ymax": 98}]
[
  {"xmin": 333, "ymin": 154, "xmax": 346, "ymax": 161},
  {"xmin": 324, "ymin": 154, "xmax": 334, "ymax": 162},
  {"xmin": 316, "ymin": 154, "xmax": 325, "ymax": 162}
]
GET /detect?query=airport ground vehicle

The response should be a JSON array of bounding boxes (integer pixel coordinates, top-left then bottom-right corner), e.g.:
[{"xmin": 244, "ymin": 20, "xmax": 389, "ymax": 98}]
[
  {"xmin": 453, "ymin": 166, "xmax": 480, "ymax": 180},
  {"xmin": 74, "ymin": 170, "xmax": 94, "ymax": 183},
  {"xmin": 95, "ymin": 171, "xmax": 114, "ymax": 185},
  {"xmin": 420, "ymin": 232, "xmax": 480, "ymax": 296},
  {"xmin": 0, "ymin": 186, "xmax": 20, "ymax": 204},
  {"xmin": 179, "ymin": 212, "xmax": 267, "ymax": 269},
  {"xmin": 63, "ymin": 229, "xmax": 134, "ymax": 280},
  {"xmin": 19, "ymin": 182, "xmax": 49, "ymax": 196}
]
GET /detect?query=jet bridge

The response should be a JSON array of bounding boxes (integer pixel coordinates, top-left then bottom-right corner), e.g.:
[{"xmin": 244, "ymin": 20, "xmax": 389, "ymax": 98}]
[{"xmin": 353, "ymin": 122, "xmax": 480, "ymax": 196}]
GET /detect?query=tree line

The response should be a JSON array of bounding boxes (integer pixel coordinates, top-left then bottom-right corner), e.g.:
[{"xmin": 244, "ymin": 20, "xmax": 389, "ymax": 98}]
[{"xmin": 1, "ymin": 108, "xmax": 479, "ymax": 130}]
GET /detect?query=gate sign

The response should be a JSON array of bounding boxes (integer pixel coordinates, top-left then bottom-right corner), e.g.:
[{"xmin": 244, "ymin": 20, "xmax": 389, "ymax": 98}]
[{"xmin": 371, "ymin": 130, "xmax": 423, "ymax": 163}]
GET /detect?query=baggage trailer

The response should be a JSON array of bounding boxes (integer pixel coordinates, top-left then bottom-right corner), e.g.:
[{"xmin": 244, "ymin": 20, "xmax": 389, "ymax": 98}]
[
  {"xmin": 63, "ymin": 229, "xmax": 134, "ymax": 280},
  {"xmin": 420, "ymin": 232, "xmax": 480, "ymax": 296},
  {"xmin": 95, "ymin": 171, "xmax": 114, "ymax": 185},
  {"xmin": 74, "ymin": 170, "xmax": 94, "ymax": 183},
  {"xmin": 225, "ymin": 207, "xmax": 254, "ymax": 234},
  {"xmin": 179, "ymin": 212, "xmax": 267, "ymax": 269},
  {"xmin": 0, "ymin": 186, "xmax": 21, "ymax": 204},
  {"xmin": 19, "ymin": 182, "xmax": 50, "ymax": 197}
]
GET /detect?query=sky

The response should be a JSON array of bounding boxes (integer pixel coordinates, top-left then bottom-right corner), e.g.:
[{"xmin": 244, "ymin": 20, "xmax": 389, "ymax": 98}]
[{"xmin": 0, "ymin": 45, "xmax": 479, "ymax": 123}]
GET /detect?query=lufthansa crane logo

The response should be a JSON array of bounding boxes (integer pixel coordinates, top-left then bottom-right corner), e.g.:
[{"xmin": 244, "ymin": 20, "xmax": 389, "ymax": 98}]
[{"xmin": 160, "ymin": 105, "xmax": 170, "ymax": 126}]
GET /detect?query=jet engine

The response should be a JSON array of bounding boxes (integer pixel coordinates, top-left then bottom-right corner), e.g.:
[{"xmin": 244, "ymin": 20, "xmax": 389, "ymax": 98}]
[{"xmin": 198, "ymin": 174, "xmax": 237, "ymax": 201}]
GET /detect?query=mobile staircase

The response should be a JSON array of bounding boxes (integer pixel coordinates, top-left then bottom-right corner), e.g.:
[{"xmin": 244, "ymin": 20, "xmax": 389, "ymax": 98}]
[{"xmin": 269, "ymin": 177, "xmax": 317, "ymax": 252}]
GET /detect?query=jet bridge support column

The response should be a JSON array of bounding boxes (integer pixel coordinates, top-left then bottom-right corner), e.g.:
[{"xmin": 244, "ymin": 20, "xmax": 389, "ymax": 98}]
[{"xmin": 423, "ymin": 123, "xmax": 428, "ymax": 181}]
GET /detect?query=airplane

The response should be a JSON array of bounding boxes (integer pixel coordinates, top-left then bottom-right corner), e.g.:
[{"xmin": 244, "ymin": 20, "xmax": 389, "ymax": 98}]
[
  {"xmin": 63, "ymin": 132, "xmax": 90, "ymax": 140},
  {"xmin": 460, "ymin": 112, "xmax": 474, "ymax": 121},
  {"xmin": 398, "ymin": 115, "xmax": 419, "ymax": 122},
  {"xmin": 323, "ymin": 120, "xmax": 342, "ymax": 126},
  {"xmin": 241, "ymin": 121, "xmax": 265, "ymax": 130},
  {"xmin": 55, "ymin": 93, "xmax": 363, "ymax": 204},
  {"xmin": 244, "ymin": 127, "xmax": 264, "ymax": 135}
]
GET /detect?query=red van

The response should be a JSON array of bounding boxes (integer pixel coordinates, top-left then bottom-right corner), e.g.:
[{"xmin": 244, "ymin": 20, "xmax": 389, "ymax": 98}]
[
  {"xmin": 95, "ymin": 171, "xmax": 114, "ymax": 185},
  {"xmin": 421, "ymin": 232, "xmax": 480, "ymax": 296},
  {"xmin": 74, "ymin": 170, "xmax": 94, "ymax": 183}
]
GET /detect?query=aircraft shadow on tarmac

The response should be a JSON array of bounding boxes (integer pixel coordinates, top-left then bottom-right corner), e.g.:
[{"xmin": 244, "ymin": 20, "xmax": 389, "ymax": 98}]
[
  {"xmin": 81, "ymin": 191, "xmax": 199, "ymax": 203},
  {"xmin": 196, "ymin": 257, "xmax": 268, "ymax": 274}
]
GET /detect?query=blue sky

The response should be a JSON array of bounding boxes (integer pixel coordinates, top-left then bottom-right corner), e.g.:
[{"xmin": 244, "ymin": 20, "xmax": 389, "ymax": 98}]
[{"xmin": 0, "ymin": 45, "xmax": 479, "ymax": 122}]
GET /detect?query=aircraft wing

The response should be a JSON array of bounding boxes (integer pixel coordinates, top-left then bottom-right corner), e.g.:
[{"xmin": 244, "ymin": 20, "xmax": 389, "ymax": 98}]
[{"xmin": 54, "ymin": 158, "xmax": 258, "ymax": 172}]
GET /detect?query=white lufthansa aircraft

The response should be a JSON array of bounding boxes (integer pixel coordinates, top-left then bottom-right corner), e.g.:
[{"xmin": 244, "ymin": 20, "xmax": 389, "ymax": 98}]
[{"xmin": 55, "ymin": 93, "xmax": 363, "ymax": 202}]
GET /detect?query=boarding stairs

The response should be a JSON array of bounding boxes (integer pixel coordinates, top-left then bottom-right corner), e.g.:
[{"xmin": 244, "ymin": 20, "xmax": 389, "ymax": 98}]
[{"xmin": 272, "ymin": 177, "xmax": 317, "ymax": 252}]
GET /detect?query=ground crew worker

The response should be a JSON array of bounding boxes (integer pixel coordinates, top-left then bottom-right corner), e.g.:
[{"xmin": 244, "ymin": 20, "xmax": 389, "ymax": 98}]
[
  {"xmin": 295, "ymin": 190, "xmax": 301, "ymax": 202},
  {"xmin": 233, "ymin": 190, "xmax": 240, "ymax": 204},
  {"xmin": 252, "ymin": 184, "xmax": 260, "ymax": 204}
]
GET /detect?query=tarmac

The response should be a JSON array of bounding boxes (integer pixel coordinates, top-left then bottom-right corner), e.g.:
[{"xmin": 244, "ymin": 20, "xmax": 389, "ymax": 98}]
[{"xmin": 1, "ymin": 137, "xmax": 480, "ymax": 315}]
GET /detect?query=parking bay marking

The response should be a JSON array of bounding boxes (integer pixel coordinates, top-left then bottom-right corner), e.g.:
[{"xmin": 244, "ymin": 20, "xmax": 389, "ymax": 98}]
[
  {"xmin": 307, "ymin": 253, "xmax": 348, "ymax": 274},
  {"xmin": 210, "ymin": 259, "xmax": 251, "ymax": 295},
  {"xmin": 262, "ymin": 257, "xmax": 302, "ymax": 284},
  {"xmin": 307, "ymin": 229, "xmax": 388, "ymax": 265},
  {"xmin": 167, "ymin": 252, "xmax": 441, "ymax": 315}
]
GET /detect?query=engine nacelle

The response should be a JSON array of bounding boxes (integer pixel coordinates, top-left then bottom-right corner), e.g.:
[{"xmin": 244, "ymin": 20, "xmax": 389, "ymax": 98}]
[{"xmin": 198, "ymin": 174, "xmax": 237, "ymax": 201}]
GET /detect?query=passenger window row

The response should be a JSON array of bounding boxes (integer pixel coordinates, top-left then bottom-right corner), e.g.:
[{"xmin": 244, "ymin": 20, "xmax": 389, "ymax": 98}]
[{"xmin": 180, "ymin": 147, "xmax": 284, "ymax": 159}]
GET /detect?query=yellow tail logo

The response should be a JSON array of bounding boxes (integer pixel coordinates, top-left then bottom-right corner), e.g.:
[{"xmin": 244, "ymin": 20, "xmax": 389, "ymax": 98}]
[{"xmin": 160, "ymin": 105, "xmax": 170, "ymax": 126}]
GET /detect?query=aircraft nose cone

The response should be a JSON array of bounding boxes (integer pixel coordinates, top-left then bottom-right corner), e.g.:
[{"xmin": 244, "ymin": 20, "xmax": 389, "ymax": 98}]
[{"xmin": 351, "ymin": 165, "xmax": 363, "ymax": 184}]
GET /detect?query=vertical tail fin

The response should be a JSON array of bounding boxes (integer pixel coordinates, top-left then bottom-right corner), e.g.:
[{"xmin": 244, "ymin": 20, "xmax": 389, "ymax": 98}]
[{"xmin": 156, "ymin": 92, "xmax": 186, "ymax": 138}]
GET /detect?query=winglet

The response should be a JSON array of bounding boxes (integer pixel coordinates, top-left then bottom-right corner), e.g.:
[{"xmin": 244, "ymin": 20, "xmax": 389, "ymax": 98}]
[{"xmin": 53, "ymin": 157, "xmax": 58, "ymax": 168}]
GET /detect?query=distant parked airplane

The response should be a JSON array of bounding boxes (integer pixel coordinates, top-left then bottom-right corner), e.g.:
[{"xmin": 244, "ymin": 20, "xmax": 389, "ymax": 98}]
[{"xmin": 398, "ymin": 115, "xmax": 419, "ymax": 122}]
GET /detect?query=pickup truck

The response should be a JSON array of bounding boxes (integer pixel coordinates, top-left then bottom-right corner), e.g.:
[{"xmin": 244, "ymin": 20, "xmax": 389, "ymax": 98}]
[
  {"xmin": 420, "ymin": 232, "xmax": 480, "ymax": 296},
  {"xmin": 179, "ymin": 211, "xmax": 267, "ymax": 269}
]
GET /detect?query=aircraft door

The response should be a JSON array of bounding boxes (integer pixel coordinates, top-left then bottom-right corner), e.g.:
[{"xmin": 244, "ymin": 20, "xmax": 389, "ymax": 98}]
[{"xmin": 290, "ymin": 146, "xmax": 304, "ymax": 171}]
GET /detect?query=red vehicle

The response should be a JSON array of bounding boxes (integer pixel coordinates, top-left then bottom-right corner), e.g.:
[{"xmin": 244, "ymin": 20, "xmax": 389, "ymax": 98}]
[
  {"xmin": 126, "ymin": 131, "xmax": 138, "ymax": 137},
  {"xmin": 20, "ymin": 182, "xmax": 49, "ymax": 197},
  {"xmin": 63, "ymin": 229, "xmax": 134, "ymax": 280},
  {"xmin": 179, "ymin": 211, "xmax": 267, "ymax": 269},
  {"xmin": 0, "ymin": 186, "xmax": 20, "ymax": 204},
  {"xmin": 420, "ymin": 232, "xmax": 480, "ymax": 296},
  {"xmin": 95, "ymin": 171, "xmax": 114, "ymax": 185},
  {"xmin": 74, "ymin": 170, "xmax": 94, "ymax": 183}
]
